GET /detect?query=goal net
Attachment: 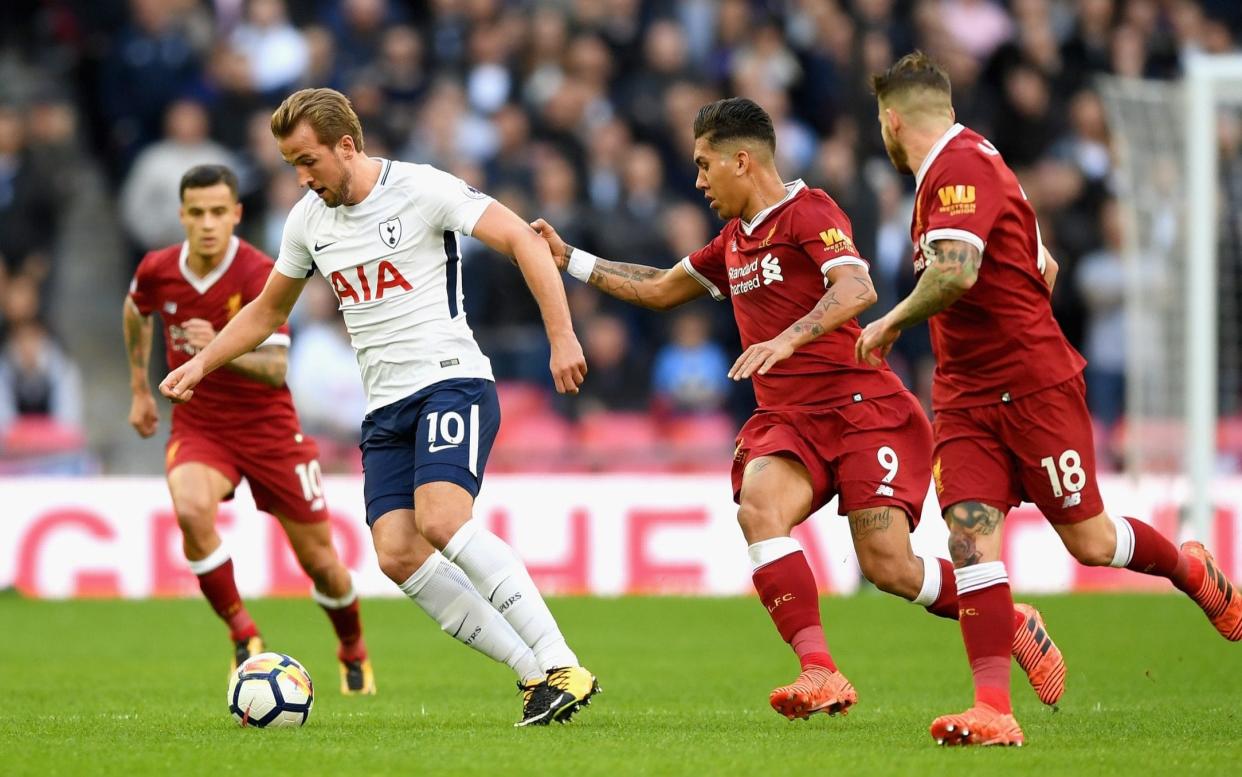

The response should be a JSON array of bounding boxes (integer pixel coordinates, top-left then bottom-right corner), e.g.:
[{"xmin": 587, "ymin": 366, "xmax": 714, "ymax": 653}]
[{"xmin": 1098, "ymin": 54, "xmax": 1242, "ymax": 537}]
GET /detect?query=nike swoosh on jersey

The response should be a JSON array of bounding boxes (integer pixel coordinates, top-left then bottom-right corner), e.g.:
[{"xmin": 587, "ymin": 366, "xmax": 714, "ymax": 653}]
[
  {"xmin": 428, "ymin": 443, "xmax": 461, "ymax": 453},
  {"xmin": 314, "ymin": 240, "xmax": 337, "ymax": 251}
]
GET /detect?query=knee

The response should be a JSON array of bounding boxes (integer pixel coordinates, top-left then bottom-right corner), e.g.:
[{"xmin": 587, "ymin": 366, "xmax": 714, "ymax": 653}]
[
  {"xmin": 174, "ymin": 495, "xmax": 216, "ymax": 543},
  {"xmin": 856, "ymin": 551, "xmax": 908, "ymax": 595},
  {"xmin": 297, "ymin": 548, "xmax": 341, "ymax": 586},
  {"xmin": 375, "ymin": 545, "xmax": 420, "ymax": 585},
  {"xmin": 1065, "ymin": 531, "xmax": 1116, "ymax": 567},
  {"xmin": 737, "ymin": 502, "xmax": 789, "ymax": 542},
  {"xmin": 414, "ymin": 511, "xmax": 463, "ymax": 550}
]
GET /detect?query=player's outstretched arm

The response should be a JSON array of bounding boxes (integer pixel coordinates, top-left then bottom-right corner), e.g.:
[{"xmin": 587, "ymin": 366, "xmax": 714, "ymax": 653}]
[
  {"xmin": 159, "ymin": 270, "xmax": 307, "ymax": 402},
  {"xmin": 529, "ymin": 218, "xmax": 707, "ymax": 311},
  {"xmin": 178, "ymin": 317, "xmax": 288, "ymax": 388},
  {"xmin": 473, "ymin": 203, "xmax": 587, "ymax": 394},
  {"xmin": 856, "ymin": 238, "xmax": 980, "ymax": 366},
  {"xmin": 123, "ymin": 296, "xmax": 158, "ymax": 437},
  {"xmin": 730, "ymin": 265, "xmax": 878, "ymax": 380}
]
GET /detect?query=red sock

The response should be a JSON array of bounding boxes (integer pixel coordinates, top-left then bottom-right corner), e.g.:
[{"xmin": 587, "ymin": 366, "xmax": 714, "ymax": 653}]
[
  {"xmin": 924, "ymin": 558, "xmax": 1026, "ymax": 634},
  {"xmin": 1122, "ymin": 517, "xmax": 1194, "ymax": 589},
  {"xmin": 320, "ymin": 598, "xmax": 367, "ymax": 662},
  {"xmin": 926, "ymin": 558, "xmax": 960, "ymax": 619},
  {"xmin": 753, "ymin": 551, "xmax": 836, "ymax": 671},
  {"xmin": 956, "ymin": 565, "xmax": 1014, "ymax": 715},
  {"xmin": 196, "ymin": 558, "xmax": 257, "ymax": 642}
]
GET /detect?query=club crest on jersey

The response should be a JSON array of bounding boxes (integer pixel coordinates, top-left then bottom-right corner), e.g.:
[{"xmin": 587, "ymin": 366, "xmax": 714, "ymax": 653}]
[
  {"xmin": 226, "ymin": 293, "xmax": 242, "ymax": 320},
  {"xmin": 379, "ymin": 216, "xmax": 402, "ymax": 248}
]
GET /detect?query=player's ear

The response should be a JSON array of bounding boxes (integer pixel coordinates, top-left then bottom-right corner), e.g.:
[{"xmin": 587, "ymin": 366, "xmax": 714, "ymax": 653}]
[
  {"xmin": 885, "ymin": 106, "xmax": 901, "ymax": 135},
  {"xmin": 734, "ymin": 148, "xmax": 749, "ymax": 177},
  {"xmin": 338, "ymin": 134, "xmax": 356, "ymax": 159}
]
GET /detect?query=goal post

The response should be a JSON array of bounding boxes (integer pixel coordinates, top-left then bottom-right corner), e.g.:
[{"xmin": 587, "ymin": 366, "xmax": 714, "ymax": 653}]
[{"xmin": 1099, "ymin": 53, "xmax": 1242, "ymax": 541}]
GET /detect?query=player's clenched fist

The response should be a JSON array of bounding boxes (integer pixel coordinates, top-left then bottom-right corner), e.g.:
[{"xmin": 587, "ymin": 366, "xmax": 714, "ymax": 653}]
[
  {"xmin": 159, "ymin": 359, "xmax": 205, "ymax": 403},
  {"xmin": 179, "ymin": 318, "xmax": 218, "ymax": 351},
  {"xmin": 856, "ymin": 318, "xmax": 900, "ymax": 367},
  {"xmin": 548, "ymin": 332, "xmax": 587, "ymax": 394},
  {"xmin": 529, "ymin": 219, "xmax": 569, "ymax": 271},
  {"xmin": 129, "ymin": 393, "xmax": 159, "ymax": 437}
]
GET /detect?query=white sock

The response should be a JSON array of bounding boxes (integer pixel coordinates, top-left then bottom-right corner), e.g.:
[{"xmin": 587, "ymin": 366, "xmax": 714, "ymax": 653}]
[
  {"xmin": 1109, "ymin": 514, "xmax": 1136, "ymax": 568},
  {"xmin": 954, "ymin": 560, "xmax": 1009, "ymax": 594},
  {"xmin": 912, "ymin": 555, "xmax": 943, "ymax": 606},
  {"xmin": 399, "ymin": 551, "xmax": 543, "ymax": 684},
  {"xmin": 443, "ymin": 520, "xmax": 578, "ymax": 672}
]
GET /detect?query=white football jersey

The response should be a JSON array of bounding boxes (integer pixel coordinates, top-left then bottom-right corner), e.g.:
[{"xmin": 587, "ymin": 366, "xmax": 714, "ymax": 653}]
[{"xmin": 275, "ymin": 159, "xmax": 495, "ymax": 412}]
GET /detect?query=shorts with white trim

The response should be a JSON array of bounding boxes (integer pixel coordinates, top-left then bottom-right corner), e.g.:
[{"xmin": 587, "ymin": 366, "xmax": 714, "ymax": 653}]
[{"xmin": 360, "ymin": 378, "xmax": 499, "ymax": 526}]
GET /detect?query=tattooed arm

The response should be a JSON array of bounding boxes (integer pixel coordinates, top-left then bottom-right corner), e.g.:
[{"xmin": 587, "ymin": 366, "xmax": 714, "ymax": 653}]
[
  {"xmin": 123, "ymin": 295, "xmax": 159, "ymax": 437},
  {"xmin": 856, "ymin": 238, "xmax": 981, "ymax": 366},
  {"xmin": 529, "ymin": 218, "xmax": 707, "ymax": 310},
  {"xmin": 729, "ymin": 264, "xmax": 878, "ymax": 380}
]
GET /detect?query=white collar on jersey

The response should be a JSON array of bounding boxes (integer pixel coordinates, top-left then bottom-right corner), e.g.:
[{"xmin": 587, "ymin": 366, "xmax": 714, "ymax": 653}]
[
  {"xmin": 179, "ymin": 235, "xmax": 240, "ymax": 294},
  {"xmin": 915, "ymin": 123, "xmax": 966, "ymax": 190},
  {"xmin": 739, "ymin": 179, "xmax": 806, "ymax": 236}
]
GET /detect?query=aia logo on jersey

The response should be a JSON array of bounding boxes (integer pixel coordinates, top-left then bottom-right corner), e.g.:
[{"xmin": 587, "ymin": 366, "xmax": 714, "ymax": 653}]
[
  {"xmin": 379, "ymin": 216, "xmax": 402, "ymax": 248},
  {"xmin": 329, "ymin": 259, "xmax": 413, "ymax": 307},
  {"xmin": 936, "ymin": 185, "xmax": 977, "ymax": 216}
]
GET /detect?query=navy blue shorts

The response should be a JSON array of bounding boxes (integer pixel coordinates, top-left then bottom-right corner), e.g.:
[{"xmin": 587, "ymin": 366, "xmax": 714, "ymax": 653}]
[{"xmin": 360, "ymin": 378, "xmax": 500, "ymax": 526}]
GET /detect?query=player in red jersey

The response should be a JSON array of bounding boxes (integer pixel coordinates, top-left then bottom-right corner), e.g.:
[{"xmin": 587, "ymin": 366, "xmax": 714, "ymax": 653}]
[
  {"xmin": 124, "ymin": 164, "xmax": 375, "ymax": 693},
  {"xmin": 858, "ymin": 52, "xmax": 1241, "ymax": 747},
  {"xmin": 532, "ymin": 98, "xmax": 1064, "ymax": 720}
]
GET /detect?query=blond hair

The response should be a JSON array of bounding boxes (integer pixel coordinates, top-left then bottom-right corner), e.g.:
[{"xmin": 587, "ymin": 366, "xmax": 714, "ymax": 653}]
[
  {"xmin": 270, "ymin": 88, "xmax": 365, "ymax": 151},
  {"xmin": 870, "ymin": 51, "xmax": 953, "ymax": 115}
]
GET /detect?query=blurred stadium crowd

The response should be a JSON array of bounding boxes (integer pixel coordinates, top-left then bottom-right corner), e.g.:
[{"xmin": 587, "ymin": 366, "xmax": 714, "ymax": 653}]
[{"xmin": 0, "ymin": 0, "xmax": 1239, "ymax": 474}]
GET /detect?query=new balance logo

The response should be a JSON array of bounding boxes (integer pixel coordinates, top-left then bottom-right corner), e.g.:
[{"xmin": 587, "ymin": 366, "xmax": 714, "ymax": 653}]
[
  {"xmin": 1062, "ymin": 492, "xmax": 1081, "ymax": 509},
  {"xmin": 875, "ymin": 484, "xmax": 894, "ymax": 497},
  {"xmin": 761, "ymin": 253, "xmax": 783, "ymax": 285},
  {"xmin": 767, "ymin": 593, "xmax": 794, "ymax": 612}
]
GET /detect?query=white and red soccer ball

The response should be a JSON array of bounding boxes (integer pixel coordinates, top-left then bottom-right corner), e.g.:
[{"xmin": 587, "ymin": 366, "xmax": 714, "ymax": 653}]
[{"xmin": 227, "ymin": 652, "xmax": 314, "ymax": 728}]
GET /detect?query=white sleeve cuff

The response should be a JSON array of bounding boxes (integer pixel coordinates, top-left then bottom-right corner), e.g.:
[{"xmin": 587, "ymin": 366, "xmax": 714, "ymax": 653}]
[
  {"xmin": 819, "ymin": 256, "xmax": 868, "ymax": 275},
  {"xmin": 923, "ymin": 228, "xmax": 986, "ymax": 254},
  {"xmin": 679, "ymin": 256, "xmax": 725, "ymax": 301}
]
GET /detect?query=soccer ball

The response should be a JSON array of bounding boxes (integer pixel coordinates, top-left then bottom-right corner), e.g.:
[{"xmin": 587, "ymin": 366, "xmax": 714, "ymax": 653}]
[{"xmin": 227, "ymin": 652, "xmax": 314, "ymax": 728}]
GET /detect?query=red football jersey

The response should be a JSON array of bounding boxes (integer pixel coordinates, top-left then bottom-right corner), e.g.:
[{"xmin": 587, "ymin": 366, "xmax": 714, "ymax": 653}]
[
  {"xmin": 911, "ymin": 124, "xmax": 1086, "ymax": 410},
  {"xmin": 684, "ymin": 181, "xmax": 907, "ymax": 410},
  {"xmin": 129, "ymin": 237, "xmax": 302, "ymax": 435}
]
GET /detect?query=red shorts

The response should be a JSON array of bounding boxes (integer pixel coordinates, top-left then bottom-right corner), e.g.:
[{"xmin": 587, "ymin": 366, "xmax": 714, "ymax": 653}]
[
  {"xmin": 932, "ymin": 373, "xmax": 1103, "ymax": 524},
  {"xmin": 731, "ymin": 391, "xmax": 933, "ymax": 525},
  {"xmin": 165, "ymin": 426, "xmax": 328, "ymax": 524}
]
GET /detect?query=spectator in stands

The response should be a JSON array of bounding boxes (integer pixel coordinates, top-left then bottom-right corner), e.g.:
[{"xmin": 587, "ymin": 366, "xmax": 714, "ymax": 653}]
[
  {"xmin": 652, "ymin": 308, "xmax": 730, "ymax": 415},
  {"xmin": 120, "ymin": 99, "xmax": 235, "ymax": 256},
  {"xmin": 0, "ymin": 320, "xmax": 83, "ymax": 433},
  {"xmin": 230, "ymin": 0, "xmax": 309, "ymax": 99},
  {"xmin": 0, "ymin": 106, "xmax": 57, "ymax": 283},
  {"xmin": 286, "ymin": 279, "xmax": 366, "ymax": 447},
  {"xmin": 570, "ymin": 314, "xmax": 650, "ymax": 417}
]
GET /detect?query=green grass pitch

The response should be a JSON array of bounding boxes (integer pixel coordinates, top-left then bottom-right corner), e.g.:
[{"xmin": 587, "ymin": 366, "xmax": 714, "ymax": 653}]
[{"xmin": 2, "ymin": 591, "xmax": 1239, "ymax": 776}]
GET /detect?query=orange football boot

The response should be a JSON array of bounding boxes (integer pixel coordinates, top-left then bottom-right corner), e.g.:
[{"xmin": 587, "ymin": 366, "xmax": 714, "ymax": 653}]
[
  {"xmin": 768, "ymin": 666, "xmax": 858, "ymax": 720},
  {"xmin": 930, "ymin": 704, "xmax": 1024, "ymax": 747},
  {"xmin": 1181, "ymin": 541, "xmax": 1242, "ymax": 641},
  {"xmin": 1012, "ymin": 603, "xmax": 1067, "ymax": 705}
]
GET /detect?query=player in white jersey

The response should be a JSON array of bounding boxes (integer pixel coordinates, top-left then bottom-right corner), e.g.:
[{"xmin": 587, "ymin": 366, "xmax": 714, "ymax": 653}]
[{"xmin": 161, "ymin": 88, "xmax": 599, "ymax": 726}]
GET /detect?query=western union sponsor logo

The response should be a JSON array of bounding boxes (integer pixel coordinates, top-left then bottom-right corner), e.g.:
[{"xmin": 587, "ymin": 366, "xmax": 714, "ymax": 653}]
[
  {"xmin": 819, "ymin": 228, "xmax": 854, "ymax": 248},
  {"xmin": 937, "ymin": 185, "xmax": 976, "ymax": 206}
]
